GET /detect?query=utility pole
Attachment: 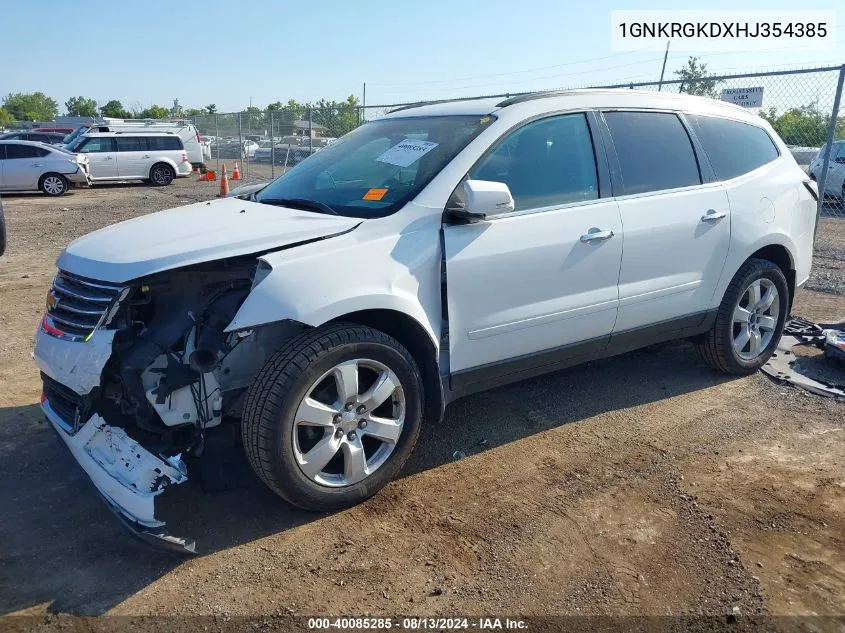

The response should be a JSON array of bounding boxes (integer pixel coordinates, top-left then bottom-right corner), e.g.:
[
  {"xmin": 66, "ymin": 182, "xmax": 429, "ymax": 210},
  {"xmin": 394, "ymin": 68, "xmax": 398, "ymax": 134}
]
[{"xmin": 658, "ymin": 40, "xmax": 670, "ymax": 91}]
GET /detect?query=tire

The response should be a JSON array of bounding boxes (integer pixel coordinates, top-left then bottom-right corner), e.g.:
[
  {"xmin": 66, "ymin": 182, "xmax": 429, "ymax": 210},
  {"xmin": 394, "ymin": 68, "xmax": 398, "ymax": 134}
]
[
  {"xmin": 38, "ymin": 173, "xmax": 68, "ymax": 196},
  {"xmin": 697, "ymin": 258, "xmax": 790, "ymax": 375},
  {"xmin": 241, "ymin": 322, "xmax": 423, "ymax": 512},
  {"xmin": 149, "ymin": 163, "xmax": 175, "ymax": 186}
]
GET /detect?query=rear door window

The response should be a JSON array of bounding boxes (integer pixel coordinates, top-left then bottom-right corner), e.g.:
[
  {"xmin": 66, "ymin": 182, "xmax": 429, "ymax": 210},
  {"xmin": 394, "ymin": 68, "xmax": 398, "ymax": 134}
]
[
  {"xmin": 116, "ymin": 137, "xmax": 148, "ymax": 152},
  {"xmin": 5, "ymin": 144, "xmax": 41, "ymax": 159},
  {"xmin": 147, "ymin": 136, "xmax": 183, "ymax": 150},
  {"xmin": 688, "ymin": 115, "xmax": 779, "ymax": 180},
  {"xmin": 604, "ymin": 111, "xmax": 702, "ymax": 195}
]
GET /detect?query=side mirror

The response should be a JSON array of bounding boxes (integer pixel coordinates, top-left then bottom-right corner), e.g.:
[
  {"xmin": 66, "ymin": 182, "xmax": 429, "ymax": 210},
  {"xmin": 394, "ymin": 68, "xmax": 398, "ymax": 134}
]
[{"xmin": 449, "ymin": 179, "xmax": 515, "ymax": 222}]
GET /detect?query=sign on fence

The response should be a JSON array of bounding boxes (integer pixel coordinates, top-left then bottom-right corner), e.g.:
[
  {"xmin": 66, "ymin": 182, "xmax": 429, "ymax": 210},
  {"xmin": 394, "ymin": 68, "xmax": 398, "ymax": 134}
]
[{"xmin": 720, "ymin": 86, "xmax": 764, "ymax": 108}]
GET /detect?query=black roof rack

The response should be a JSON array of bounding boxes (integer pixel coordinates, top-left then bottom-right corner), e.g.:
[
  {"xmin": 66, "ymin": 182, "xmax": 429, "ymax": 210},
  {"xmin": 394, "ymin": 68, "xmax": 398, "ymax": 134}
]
[{"xmin": 495, "ymin": 89, "xmax": 580, "ymax": 108}]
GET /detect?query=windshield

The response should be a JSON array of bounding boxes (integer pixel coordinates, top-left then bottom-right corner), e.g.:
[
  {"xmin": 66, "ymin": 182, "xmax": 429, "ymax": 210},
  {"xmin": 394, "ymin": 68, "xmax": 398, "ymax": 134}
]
[
  {"xmin": 255, "ymin": 115, "xmax": 494, "ymax": 218},
  {"xmin": 62, "ymin": 126, "xmax": 91, "ymax": 145}
]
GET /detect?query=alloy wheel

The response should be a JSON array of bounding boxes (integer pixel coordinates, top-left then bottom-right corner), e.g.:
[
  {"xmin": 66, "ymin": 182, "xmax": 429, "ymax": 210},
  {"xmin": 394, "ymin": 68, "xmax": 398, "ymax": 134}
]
[
  {"xmin": 732, "ymin": 278, "xmax": 780, "ymax": 360},
  {"xmin": 292, "ymin": 359, "xmax": 406, "ymax": 487}
]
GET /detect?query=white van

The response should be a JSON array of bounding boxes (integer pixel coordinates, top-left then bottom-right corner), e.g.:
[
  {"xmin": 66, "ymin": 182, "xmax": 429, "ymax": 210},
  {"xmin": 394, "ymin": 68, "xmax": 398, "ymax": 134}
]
[
  {"xmin": 67, "ymin": 131, "xmax": 192, "ymax": 185},
  {"xmin": 63, "ymin": 120, "xmax": 207, "ymax": 170}
]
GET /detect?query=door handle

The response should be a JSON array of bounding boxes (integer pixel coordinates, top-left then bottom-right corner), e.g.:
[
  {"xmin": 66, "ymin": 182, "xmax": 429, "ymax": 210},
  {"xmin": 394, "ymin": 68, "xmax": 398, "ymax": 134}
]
[
  {"xmin": 105, "ymin": 156, "xmax": 113, "ymax": 160},
  {"xmin": 580, "ymin": 228, "xmax": 615, "ymax": 243},
  {"xmin": 701, "ymin": 209, "xmax": 726, "ymax": 222},
  {"xmin": 143, "ymin": 155, "xmax": 150, "ymax": 159},
  {"xmin": 31, "ymin": 163, "xmax": 43, "ymax": 167}
]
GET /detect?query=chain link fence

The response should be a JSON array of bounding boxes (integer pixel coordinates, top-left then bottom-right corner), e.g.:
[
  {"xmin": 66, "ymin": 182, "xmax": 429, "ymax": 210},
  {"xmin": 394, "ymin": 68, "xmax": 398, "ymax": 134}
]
[{"xmin": 187, "ymin": 104, "xmax": 360, "ymax": 183}]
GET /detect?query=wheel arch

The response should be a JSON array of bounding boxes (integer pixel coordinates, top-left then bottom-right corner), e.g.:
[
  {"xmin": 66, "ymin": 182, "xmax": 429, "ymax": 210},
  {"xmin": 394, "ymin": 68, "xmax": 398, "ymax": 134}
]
[
  {"xmin": 745, "ymin": 243, "xmax": 796, "ymax": 310},
  {"xmin": 149, "ymin": 160, "xmax": 177, "ymax": 177},
  {"xmin": 332, "ymin": 308, "xmax": 444, "ymax": 425}
]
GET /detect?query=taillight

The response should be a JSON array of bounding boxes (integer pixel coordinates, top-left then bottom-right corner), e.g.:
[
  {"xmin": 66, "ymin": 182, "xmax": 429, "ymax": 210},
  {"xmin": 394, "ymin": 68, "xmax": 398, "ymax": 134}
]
[
  {"xmin": 803, "ymin": 179, "xmax": 818, "ymax": 201},
  {"xmin": 196, "ymin": 132, "xmax": 201, "ymax": 144}
]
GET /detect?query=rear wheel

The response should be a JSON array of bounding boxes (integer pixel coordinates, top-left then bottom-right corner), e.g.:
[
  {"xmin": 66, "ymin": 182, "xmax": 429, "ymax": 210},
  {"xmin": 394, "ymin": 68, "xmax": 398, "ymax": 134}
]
[
  {"xmin": 39, "ymin": 173, "xmax": 68, "ymax": 196},
  {"xmin": 149, "ymin": 163, "xmax": 175, "ymax": 186},
  {"xmin": 697, "ymin": 258, "xmax": 789, "ymax": 375},
  {"xmin": 241, "ymin": 323, "xmax": 423, "ymax": 512}
]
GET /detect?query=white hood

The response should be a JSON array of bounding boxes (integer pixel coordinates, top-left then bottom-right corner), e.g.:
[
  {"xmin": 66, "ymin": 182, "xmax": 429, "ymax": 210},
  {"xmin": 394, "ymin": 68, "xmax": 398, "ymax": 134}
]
[{"xmin": 57, "ymin": 198, "xmax": 360, "ymax": 283}]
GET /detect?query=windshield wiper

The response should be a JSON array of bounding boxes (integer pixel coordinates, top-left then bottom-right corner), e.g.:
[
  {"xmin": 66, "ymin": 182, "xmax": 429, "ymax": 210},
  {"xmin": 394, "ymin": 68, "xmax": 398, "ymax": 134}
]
[{"xmin": 257, "ymin": 197, "xmax": 338, "ymax": 215}]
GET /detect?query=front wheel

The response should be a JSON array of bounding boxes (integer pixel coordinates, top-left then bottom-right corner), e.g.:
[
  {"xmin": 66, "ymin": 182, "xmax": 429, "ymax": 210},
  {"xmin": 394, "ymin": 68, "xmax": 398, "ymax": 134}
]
[
  {"xmin": 39, "ymin": 173, "xmax": 68, "ymax": 196},
  {"xmin": 241, "ymin": 323, "xmax": 423, "ymax": 512},
  {"xmin": 697, "ymin": 258, "xmax": 789, "ymax": 375}
]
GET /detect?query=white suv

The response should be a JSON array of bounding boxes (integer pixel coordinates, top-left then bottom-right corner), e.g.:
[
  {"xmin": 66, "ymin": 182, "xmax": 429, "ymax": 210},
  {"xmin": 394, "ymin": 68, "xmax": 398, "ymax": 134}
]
[
  {"xmin": 34, "ymin": 90, "xmax": 816, "ymax": 551},
  {"xmin": 67, "ymin": 132, "xmax": 192, "ymax": 185}
]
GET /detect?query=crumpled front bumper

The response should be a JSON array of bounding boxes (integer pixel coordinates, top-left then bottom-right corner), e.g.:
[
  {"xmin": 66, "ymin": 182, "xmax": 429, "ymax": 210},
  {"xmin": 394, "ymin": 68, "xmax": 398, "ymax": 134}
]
[{"xmin": 35, "ymin": 326, "xmax": 196, "ymax": 553}]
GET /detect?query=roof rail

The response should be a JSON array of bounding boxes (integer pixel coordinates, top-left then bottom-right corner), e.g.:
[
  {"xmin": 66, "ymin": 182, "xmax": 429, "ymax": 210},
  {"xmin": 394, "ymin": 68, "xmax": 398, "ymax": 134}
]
[{"xmin": 496, "ymin": 90, "xmax": 577, "ymax": 107}]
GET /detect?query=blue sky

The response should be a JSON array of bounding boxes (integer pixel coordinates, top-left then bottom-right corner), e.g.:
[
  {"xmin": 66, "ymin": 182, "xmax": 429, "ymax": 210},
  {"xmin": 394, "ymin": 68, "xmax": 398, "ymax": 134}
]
[{"xmin": 1, "ymin": 0, "xmax": 842, "ymax": 114}]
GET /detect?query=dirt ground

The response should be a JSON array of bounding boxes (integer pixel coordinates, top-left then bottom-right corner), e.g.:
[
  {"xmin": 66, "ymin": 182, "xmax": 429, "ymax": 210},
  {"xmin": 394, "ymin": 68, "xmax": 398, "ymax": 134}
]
[{"xmin": 1, "ymin": 176, "xmax": 844, "ymax": 621}]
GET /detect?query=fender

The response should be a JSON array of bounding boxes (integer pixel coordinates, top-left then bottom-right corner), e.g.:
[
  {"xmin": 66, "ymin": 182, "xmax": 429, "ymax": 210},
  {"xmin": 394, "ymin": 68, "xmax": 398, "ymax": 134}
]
[
  {"xmin": 711, "ymin": 229, "xmax": 799, "ymax": 306},
  {"xmin": 226, "ymin": 222, "xmax": 443, "ymax": 353}
]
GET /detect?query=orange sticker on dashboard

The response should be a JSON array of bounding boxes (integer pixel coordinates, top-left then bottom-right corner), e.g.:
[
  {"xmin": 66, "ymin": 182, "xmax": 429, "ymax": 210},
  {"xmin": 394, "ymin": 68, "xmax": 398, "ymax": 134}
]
[{"xmin": 363, "ymin": 188, "xmax": 388, "ymax": 201}]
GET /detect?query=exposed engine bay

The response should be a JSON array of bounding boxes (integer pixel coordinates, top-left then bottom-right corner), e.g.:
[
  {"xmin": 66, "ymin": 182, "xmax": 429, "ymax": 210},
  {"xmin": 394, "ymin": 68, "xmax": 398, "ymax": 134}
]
[{"xmin": 39, "ymin": 257, "xmax": 306, "ymax": 552}]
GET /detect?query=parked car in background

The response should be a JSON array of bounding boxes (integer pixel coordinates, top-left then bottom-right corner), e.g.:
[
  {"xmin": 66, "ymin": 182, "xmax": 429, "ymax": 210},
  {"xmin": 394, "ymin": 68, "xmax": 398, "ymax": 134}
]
[
  {"xmin": 215, "ymin": 139, "xmax": 259, "ymax": 159},
  {"xmin": 252, "ymin": 141, "xmax": 275, "ymax": 163},
  {"xmin": 0, "ymin": 140, "xmax": 90, "ymax": 195},
  {"xmin": 33, "ymin": 127, "xmax": 76, "ymax": 135},
  {"xmin": 788, "ymin": 146, "xmax": 820, "ymax": 173},
  {"xmin": 0, "ymin": 131, "xmax": 67, "ymax": 145},
  {"xmin": 808, "ymin": 140, "xmax": 845, "ymax": 198},
  {"xmin": 63, "ymin": 120, "xmax": 207, "ymax": 171},
  {"xmin": 65, "ymin": 132, "xmax": 191, "ymax": 186},
  {"xmin": 33, "ymin": 90, "xmax": 816, "ymax": 551}
]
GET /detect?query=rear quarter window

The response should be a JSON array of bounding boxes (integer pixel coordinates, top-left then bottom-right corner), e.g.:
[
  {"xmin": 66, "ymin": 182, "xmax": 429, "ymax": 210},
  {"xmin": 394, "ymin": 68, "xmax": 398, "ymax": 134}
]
[
  {"xmin": 147, "ymin": 136, "xmax": 183, "ymax": 151},
  {"xmin": 688, "ymin": 115, "xmax": 779, "ymax": 180}
]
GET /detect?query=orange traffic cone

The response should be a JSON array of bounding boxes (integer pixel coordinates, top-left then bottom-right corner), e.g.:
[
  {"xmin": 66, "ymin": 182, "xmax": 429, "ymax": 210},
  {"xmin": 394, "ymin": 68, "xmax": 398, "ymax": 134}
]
[
  {"xmin": 218, "ymin": 164, "xmax": 230, "ymax": 197},
  {"xmin": 232, "ymin": 160, "xmax": 241, "ymax": 181}
]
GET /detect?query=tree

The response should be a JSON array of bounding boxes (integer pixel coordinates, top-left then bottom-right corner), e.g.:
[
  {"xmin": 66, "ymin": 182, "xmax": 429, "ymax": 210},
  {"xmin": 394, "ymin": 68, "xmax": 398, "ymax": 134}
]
[
  {"xmin": 760, "ymin": 103, "xmax": 829, "ymax": 146},
  {"xmin": 184, "ymin": 107, "xmax": 207, "ymax": 117},
  {"xmin": 65, "ymin": 96, "xmax": 98, "ymax": 117},
  {"xmin": 137, "ymin": 104, "xmax": 170, "ymax": 120},
  {"xmin": 0, "ymin": 107, "xmax": 13, "ymax": 126},
  {"xmin": 2, "ymin": 92, "xmax": 58, "ymax": 121},
  {"xmin": 100, "ymin": 99, "xmax": 132, "ymax": 119},
  {"xmin": 308, "ymin": 95, "xmax": 360, "ymax": 137},
  {"xmin": 675, "ymin": 57, "xmax": 720, "ymax": 99},
  {"xmin": 205, "ymin": 104, "xmax": 217, "ymax": 114}
]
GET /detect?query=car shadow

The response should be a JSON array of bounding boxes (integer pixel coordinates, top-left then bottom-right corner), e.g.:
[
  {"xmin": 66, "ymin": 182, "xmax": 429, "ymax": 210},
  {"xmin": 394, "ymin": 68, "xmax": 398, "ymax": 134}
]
[{"xmin": 0, "ymin": 339, "xmax": 735, "ymax": 615}]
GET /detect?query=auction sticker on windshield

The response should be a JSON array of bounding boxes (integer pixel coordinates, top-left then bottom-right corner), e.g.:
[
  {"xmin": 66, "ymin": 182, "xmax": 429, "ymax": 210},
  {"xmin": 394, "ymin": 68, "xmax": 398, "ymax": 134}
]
[{"xmin": 376, "ymin": 139, "xmax": 439, "ymax": 167}]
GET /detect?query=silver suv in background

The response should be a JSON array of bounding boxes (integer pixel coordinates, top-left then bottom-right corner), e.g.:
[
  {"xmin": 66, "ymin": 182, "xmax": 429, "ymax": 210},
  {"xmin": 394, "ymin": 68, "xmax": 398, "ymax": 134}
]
[
  {"xmin": 809, "ymin": 140, "xmax": 845, "ymax": 199},
  {"xmin": 66, "ymin": 132, "xmax": 192, "ymax": 186}
]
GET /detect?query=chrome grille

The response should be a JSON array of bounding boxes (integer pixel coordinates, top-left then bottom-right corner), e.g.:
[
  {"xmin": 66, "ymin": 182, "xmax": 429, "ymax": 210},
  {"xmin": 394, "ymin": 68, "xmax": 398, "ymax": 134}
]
[{"xmin": 45, "ymin": 271, "xmax": 125, "ymax": 340}]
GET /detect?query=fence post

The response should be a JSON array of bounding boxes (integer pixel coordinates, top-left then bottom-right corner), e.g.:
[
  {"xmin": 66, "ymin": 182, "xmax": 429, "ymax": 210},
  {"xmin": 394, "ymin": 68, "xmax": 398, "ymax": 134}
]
[
  {"xmin": 215, "ymin": 114, "xmax": 220, "ymax": 175},
  {"xmin": 270, "ymin": 110, "xmax": 275, "ymax": 180},
  {"xmin": 815, "ymin": 64, "xmax": 845, "ymax": 244},
  {"xmin": 237, "ymin": 112, "xmax": 243, "ymax": 176},
  {"xmin": 308, "ymin": 106, "xmax": 313, "ymax": 153}
]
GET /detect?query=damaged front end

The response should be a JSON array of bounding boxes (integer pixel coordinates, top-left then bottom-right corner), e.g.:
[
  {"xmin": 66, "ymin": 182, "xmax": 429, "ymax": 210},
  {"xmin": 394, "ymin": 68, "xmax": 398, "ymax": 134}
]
[{"xmin": 35, "ymin": 258, "xmax": 291, "ymax": 553}]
